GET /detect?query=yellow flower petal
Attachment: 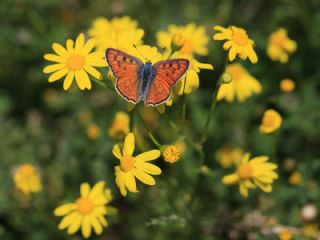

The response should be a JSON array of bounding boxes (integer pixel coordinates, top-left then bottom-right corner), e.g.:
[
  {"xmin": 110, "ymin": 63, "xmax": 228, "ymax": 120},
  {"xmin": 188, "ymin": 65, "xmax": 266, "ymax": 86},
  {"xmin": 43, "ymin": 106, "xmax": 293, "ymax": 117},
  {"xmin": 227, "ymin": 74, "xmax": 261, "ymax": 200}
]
[
  {"xmin": 132, "ymin": 169, "xmax": 156, "ymax": 185},
  {"xmin": 89, "ymin": 181, "xmax": 105, "ymax": 199},
  {"xmin": 63, "ymin": 71, "xmax": 75, "ymax": 90},
  {"xmin": 80, "ymin": 182, "xmax": 90, "ymax": 197},
  {"xmin": 82, "ymin": 39, "xmax": 96, "ymax": 54},
  {"xmin": 83, "ymin": 65, "xmax": 102, "ymax": 80},
  {"xmin": 48, "ymin": 68, "xmax": 69, "ymax": 82},
  {"xmin": 75, "ymin": 69, "xmax": 91, "ymax": 90},
  {"xmin": 135, "ymin": 150, "xmax": 161, "ymax": 162},
  {"xmin": 67, "ymin": 214, "xmax": 82, "ymax": 234},
  {"xmin": 44, "ymin": 54, "xmax": 64, "ymax": 63},
  {"xmin": 222, "ymin": 173, "xmax": 239, "ymax": 185},
  {"xmin": 43, "ymin": 63, "xmax": 65, "ymax": 73},
  {"xmin": 58, "ymin": 211, "xmax": 78, "ymax": 230},
  {"xmin": 52, "ymin": 43, "xmax": 68, "ymax": 57},
  {"xmin": 54, "ymin": 203, "xmax": 76, "ymax": 216},
  {"xmin": 125, "ymin": 173, "xmax": 138, "ymax": 193},
  {"xmin": 115, "ymin": 167, "xmax": 127, "ymax": 196},
  {"xmin": 90, "ymin": 215, "xmax": 103, "ymax": 235},
  {"xmin": 123, "ymin": 133, "xmax": 135, "ymax": 156},
  {"xmin": 134, "ymin": 162, "xmax": 162, "ymax": 175},
  {"xmin": 75, "ymin": 33, "xmax": 85, "ymax": 51},
  {"xmin": 112, "ymin": 144, "xmax": 122, "ymax": 159},
  {"xmin": 81, "ymin": 216, "xmax": 92, "ymax": 239}
]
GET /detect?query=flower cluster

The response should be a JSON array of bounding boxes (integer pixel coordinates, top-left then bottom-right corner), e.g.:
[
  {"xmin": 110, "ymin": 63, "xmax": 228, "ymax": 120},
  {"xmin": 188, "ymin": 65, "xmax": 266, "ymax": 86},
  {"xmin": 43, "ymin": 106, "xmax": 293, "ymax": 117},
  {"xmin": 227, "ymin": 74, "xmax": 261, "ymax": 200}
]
[{"xmin": 39, "ymin": 15, "xmax": 300, "ymax": 238}]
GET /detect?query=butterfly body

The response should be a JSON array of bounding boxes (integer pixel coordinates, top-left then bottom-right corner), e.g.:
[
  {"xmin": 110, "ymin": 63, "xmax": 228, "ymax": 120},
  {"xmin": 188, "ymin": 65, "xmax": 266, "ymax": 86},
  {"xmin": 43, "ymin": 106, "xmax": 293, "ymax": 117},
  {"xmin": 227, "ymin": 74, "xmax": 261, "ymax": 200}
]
[
  {"xmin": 105, "ymin": 48, "xmax": 189, "ymax": 106},
  {"xmin": 138, "ymin": 61, "xmax": 155, "ymax": 100}
]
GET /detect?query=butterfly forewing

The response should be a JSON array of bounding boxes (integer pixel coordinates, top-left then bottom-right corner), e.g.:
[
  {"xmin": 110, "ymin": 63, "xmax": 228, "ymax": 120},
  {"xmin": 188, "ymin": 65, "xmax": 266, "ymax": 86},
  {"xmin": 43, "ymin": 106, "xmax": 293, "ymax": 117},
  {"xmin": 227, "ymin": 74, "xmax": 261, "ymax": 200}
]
[
  {"xmin": 145, "ymin": 59, "xmax": 189, "ymax": 106},
  {"xmin": 105, "ymin": 48, "xmax": 143, "ymax": 103}
]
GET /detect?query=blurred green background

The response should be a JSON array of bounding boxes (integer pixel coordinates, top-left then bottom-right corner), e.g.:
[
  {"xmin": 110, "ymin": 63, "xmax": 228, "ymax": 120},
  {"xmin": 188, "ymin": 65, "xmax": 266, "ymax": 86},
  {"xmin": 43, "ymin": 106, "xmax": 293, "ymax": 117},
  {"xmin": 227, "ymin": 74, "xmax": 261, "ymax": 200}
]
[{"xmin": 1, "ymin": 0, "xmax": 320, "ymax": 239}]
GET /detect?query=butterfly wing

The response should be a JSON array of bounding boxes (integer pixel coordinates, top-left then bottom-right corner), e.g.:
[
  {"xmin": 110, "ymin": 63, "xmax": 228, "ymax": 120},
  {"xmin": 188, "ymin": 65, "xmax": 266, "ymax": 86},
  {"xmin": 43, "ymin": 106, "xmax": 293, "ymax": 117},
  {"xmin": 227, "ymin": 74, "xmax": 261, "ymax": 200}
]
[
  {"xmin": 105, "ymin": 48, "xmax": 143, "ymax": 104},
  {"xmin": 145, "ymin": 59, "xmax": 189, "ymax": 106}
]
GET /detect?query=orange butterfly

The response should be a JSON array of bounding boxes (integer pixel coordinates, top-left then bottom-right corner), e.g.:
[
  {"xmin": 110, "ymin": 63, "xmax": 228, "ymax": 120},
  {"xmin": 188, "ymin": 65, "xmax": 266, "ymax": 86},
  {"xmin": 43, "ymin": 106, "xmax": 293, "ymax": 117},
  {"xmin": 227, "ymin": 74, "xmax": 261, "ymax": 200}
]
[{"xmin": 105, "ymin": 48, "xmax": 189, "ymax": 106}]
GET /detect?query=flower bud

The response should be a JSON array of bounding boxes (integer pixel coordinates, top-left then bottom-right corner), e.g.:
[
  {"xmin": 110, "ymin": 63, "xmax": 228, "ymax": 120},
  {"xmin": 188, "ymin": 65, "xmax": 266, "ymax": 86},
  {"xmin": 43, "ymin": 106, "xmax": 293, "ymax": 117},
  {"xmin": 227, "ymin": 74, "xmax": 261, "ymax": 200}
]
[
  {"xmin": 171, "ymin": 34, "xmax": 185, "ymax": 52},
  {"xmin": 162, "ymin": 145, "xmax": 180, "ymax": 164}
]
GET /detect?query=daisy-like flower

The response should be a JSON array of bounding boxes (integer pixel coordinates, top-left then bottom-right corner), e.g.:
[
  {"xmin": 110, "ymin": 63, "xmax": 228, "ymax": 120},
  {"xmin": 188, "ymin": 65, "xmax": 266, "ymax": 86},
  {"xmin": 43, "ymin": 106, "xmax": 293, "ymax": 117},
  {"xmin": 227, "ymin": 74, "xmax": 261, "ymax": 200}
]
[
  {"xmin": 215, "ymin": 145, "xmax": 244, "ymax": 168},
  {"xmin": 43, "ymin": 33, "xmax": 106, "ymax": 90},
  {"xmin": 88, "ymin": 16, "xmax": 144, "ymax": 52},
  {"xmin": 156, "ymin": 23, "xmax": 209, "ymax": 56},
  {"xmin": 13, "ymin": 164, "xmax": 42, "ymax": 195},
  {"xmin": 217, "ymin": 64, "xmax": 262, "ymax": 102},
  {"xmin": 108, "ymin": 112, "xmax": 130, "ymax": 139},
  {"xmin": 54, "ymin": 181, "xmax": 116, "ymax": 239},
  {"xmin": 213, "ymin": 25, "xmax": 258, "ymax": 64},
  {"xmin": 259, "ymin": 109, "xmax": 282, "ymax": 134},
  {"xmin": 171, "ymin": 52, "xmax": 213, "ymax": 95},
  {"xmin": 267, "ymin": 28, "xmax": 297, "ymax": 63},
  {"xmin": 222, "ymin": 153, "xmax": 278, "ymax": 198},
  {"xmin": 112, "ymin": 133, "xmax": 162, "ymax": 196},
  {"xmin": 280, "ymin": 78, "xmax": 295, "ymax": 93}
]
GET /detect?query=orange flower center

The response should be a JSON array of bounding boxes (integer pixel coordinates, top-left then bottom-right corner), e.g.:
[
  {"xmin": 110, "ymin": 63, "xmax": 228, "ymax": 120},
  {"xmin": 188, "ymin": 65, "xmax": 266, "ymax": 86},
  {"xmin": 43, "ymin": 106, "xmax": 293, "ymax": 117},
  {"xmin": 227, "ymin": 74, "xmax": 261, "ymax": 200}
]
[
  {"xmin": 66, "ymin": 54, "xmax": 85, "ymax": 70},
  {"xmin": 19, "ymin": 165, "xmax": 35, "ymax": 176},
  {"xmin": 227, "ymin": 64, "xmax": 245, "ymax": 81},
  {"xmin": 238, "ymin": 164, "xmax": 253, "ymax": 180},
  {"xmin": 263, "ymin": 114, "xmax": 276, "ymax": 127},
  {"xmin": 120, "ymin": 155, "xmax": 135, "ymax": 172},
  {"xmin": 76, "ymin": 197, "xmax": 94, "ymax": 215},
  {"xmin": 232, "ymin": 29, "xmax": 249, "ymax": 46}
]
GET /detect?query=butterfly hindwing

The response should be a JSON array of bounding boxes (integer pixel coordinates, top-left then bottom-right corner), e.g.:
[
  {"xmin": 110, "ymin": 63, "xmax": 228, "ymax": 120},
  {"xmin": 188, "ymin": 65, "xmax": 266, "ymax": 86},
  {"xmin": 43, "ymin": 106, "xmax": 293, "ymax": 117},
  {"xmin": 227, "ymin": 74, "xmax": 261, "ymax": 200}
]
[
  {"xmin": 145, "ymin": 59, "xmax": 189, "ymax": 106},
  {"xmin": 105, "ymin": 48, "xmax": 143, "ymax": 103}
]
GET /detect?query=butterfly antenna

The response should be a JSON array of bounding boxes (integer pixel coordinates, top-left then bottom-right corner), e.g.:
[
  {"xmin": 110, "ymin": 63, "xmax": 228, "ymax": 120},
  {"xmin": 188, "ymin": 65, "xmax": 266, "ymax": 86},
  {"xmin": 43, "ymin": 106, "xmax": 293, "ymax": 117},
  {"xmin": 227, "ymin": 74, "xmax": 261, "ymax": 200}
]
[{"xmin": 133, "ymin": 44, "xmax": 147, "ymax": 61}]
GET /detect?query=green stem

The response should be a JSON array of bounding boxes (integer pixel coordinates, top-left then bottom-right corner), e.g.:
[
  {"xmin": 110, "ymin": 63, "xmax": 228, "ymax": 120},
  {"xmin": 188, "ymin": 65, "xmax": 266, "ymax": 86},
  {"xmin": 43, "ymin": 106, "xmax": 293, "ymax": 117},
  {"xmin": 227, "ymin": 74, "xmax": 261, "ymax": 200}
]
[
  {"xmin": 92, "ymin": 78, "xmax": 107, "ymax": 88},
  {"xmin": 135, "ymin": 109, "xmax": 162, "ymax": 148},
  {"xmin": 199, "ymin": 58, "xmax": 229, "ymax": 145},
  {"xmin": 164, "ymin": 113, "xmax": 204, "ymax": 162},
  {"xmin": 181, "ymin": 77, "xmax": 187, "ymax": 133}
]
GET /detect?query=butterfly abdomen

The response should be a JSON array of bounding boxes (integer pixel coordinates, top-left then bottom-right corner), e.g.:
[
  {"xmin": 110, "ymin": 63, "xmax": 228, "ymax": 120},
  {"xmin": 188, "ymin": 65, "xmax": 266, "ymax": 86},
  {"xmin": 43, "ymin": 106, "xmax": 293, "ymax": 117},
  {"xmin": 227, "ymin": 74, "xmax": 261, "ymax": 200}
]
[{"xmin": 139, "ymin": 62, "xmax": 155, "ymax": 100}]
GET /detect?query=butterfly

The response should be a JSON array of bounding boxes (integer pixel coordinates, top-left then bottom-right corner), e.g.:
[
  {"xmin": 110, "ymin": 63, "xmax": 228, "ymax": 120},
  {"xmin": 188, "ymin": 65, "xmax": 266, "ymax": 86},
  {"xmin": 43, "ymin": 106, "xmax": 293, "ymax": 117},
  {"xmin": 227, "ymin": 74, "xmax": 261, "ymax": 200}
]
[{"xmin": 105, "ymin": 48, "xmax": 189, "ymax": 106}]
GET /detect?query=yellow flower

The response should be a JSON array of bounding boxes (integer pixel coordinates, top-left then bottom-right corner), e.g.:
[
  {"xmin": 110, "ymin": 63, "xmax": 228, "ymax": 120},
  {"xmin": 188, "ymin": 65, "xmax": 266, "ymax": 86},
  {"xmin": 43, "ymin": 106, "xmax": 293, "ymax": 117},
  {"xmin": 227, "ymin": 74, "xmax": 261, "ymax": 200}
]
[
  {"xmin": 156, "ymin": 23, "xmax": 209, "ymax": 56},
  {"xmin": 171, "ymin": 52, "xmax": 213, "ymax": 95},
  {"xmin": 87, "ymin": 123, "xmax": 100, "ymax": 140},
  {"xmin": 217, "ymin": 64, "xmax": 262, "ymax": 102},
  {"xmin": 88, "ymin": 16, "xmax": 144, "ymax": 51},
  {"xmin": 222, "ymin": 153, "xmax": 278, "ymax": 198},
  {"xmin": 112, "ymin": 133, "xmax": 162, "ymax": 196},
  {"xmin": 54, "ymin": 181, "xmax": 115, "ymax": 239},
  {"xmin": 215, "ymin": 145, "xmax": 244, "ymax": 168},
  {"xmin": 302, "ymin": 224, "xmax": 318, "ymax": 238},
  {"xmin": 267, "ymin": 28, "xmax": 297, "ymax": 63},
  {"xmin": 108, "ymin": 112, "xmax": 130, "ymax": 139},
  {"xmin": 43, "ymin": 33, "xmax": 106, "ymax": 90},
  {"xmin": 13, "ymin": 164, "xmax": 42, "ymax": 195},
  {"xmin": 259, "ymin": 109, "xmax": 282, "ymax": 134},
  {"xmin": 288, "ymin": 171, "xmax": 301, "ymax": 185},
  {"xmin": 279, "ymin": 228, "xmax": 293, "ymax": 240},
  {"xmin": 280, "ymin": 79, "xmax": 295, "ymax": 92},
  {"xmin": 162, "ymin": 145, "xmax": 181, "ymax": 164},
  {"xmin": 213, "ymin": 25, "xmax": 258, "ymax": 63}
]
